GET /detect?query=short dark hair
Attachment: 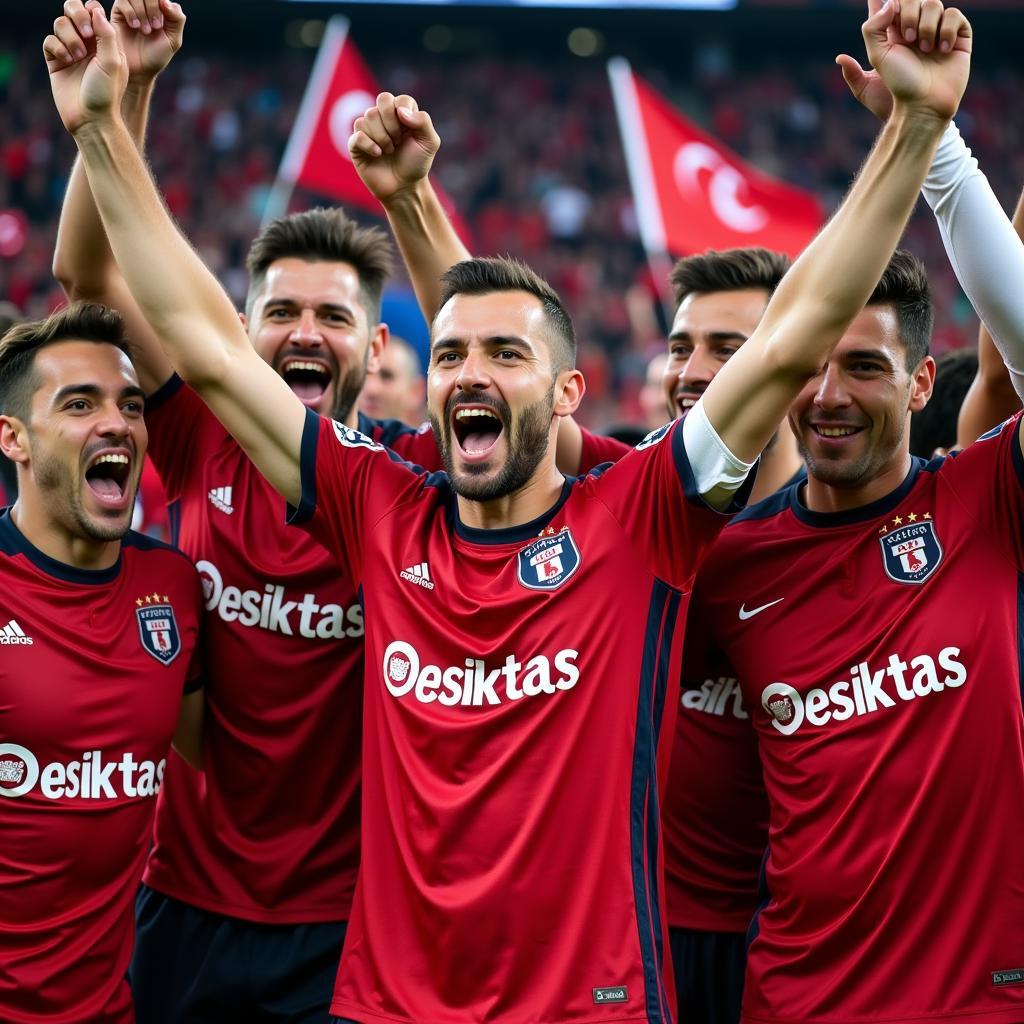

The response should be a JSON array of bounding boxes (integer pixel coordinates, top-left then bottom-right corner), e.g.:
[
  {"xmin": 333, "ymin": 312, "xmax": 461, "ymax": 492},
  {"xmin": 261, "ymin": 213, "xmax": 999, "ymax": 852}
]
[
  {"xmin": 0, "ymin": 302, "xmax": 129, "ymax": 422},
  {"xmin": 865, "ymin": 249, "xmax": 933, "ymax": 370},
  {"xmin": 436, "ymin": 257, "xmax": 576, "ymax": 371},
  {"xmin": 670, "ymin": 247, "xmax": 792, "ymax": 308},
  {"xmin": 245, "ymin": 207, "xmax": 393, "ymax": 322},
  {"xmin": 909, "ymin": 346, "xmax": 977, "ymax": 458}
]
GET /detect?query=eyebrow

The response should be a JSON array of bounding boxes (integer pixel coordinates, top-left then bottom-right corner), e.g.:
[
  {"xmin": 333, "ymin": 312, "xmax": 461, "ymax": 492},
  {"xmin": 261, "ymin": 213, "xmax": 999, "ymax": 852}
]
[
  {"xmin": 52, "ymin": 383, "xmax": 147, "ymax": 406},
  {"xmin": 262, "ymin": 297, "xmax": 355, "ymax": 316},
  {"xmin": 845, "ymin": 348, "xmax": 896, "ymax": 368},
  {"xmin": 432, "ymin": 335, "xmax": 536, "ymax": 354},
  {"xmin": 668, "ymin": 330, "xmax": 749, "ymax": 344}
]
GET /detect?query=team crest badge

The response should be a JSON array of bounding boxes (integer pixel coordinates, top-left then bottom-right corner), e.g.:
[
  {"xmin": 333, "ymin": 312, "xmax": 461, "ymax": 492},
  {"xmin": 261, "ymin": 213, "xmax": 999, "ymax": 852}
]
[
  {"xmin": 332, "ymin": 421, "xmax": 384, "ymax": 452},
  {"xmin": 879, "ymin": 517, "xmax": 943, "ymax": 585},
  {"xmin": 136, "ymin": 601, "xmax": 182, "ymax": 665},
  {"xmin": 517, "ymin": 528, "xmax": 581, "ymax": 592},
  {"xmin": 636, "ymin": 422, "xmax": 671, "ymax": 451}
]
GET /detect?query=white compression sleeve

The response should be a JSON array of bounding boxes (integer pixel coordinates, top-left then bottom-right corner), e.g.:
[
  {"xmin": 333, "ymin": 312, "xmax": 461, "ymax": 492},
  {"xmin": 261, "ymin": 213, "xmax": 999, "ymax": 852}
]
[
  {"xmin": 682, "ymin": 398, "xmax": 755, "ymax": 510},
  {"xmin": 922, "ymin": 122, "xmax": 1024, "ymax": 399}
]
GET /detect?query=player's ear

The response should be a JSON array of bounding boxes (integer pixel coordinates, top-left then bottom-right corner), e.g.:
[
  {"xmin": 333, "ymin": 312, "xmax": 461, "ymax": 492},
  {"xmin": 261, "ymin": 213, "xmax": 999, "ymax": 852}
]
[
  {"xmin": 908, "ymin": 355, "xmax": 936, "ymax": 414},
  {"xmin": 367, "ymin": 323, "xmax": 389, "ymax": 376},
  {"xmin": 553, "ymin": 368, "xmax": 585, "ymax": 419},
  {"xmin": 0, "ymin": 415, "xmax": 29, "ymax": 465},
  {"xmin": 238, "ymin": 311, "xmax": 248, "ymax": 330}
]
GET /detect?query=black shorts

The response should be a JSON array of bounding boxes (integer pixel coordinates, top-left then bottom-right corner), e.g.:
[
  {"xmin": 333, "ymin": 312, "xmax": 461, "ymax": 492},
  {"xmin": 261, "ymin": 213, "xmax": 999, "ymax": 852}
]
[
  {"xmin": 131, "ymin": 884, "xmax": 348, "ymax": 1023},
  {"xmin": 669, "ymin": 926, "xmax": 746, "ymax": 1024}
]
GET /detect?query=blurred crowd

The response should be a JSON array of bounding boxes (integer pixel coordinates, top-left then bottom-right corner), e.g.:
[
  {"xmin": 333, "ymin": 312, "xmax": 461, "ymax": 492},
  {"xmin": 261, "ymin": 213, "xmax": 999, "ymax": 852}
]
[{"xmin": 1, "ymin": 35, "xmax": 1021, "ymax": 428}]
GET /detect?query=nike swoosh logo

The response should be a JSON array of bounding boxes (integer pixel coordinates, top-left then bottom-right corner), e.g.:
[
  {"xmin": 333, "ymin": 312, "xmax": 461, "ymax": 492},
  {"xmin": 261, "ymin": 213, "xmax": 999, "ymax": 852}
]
[{"xmin": 738, "ymin": 598, "xmax": 785, "ymax": 621}]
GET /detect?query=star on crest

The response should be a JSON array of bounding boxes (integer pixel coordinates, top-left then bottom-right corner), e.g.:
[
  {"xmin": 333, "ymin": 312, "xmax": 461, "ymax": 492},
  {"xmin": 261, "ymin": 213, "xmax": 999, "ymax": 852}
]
[
  {"xmin": 136, "ymin": 597, "xmax": 144, "ymax": 607},
  {"xmin": 878, "ymin": 525, "xmax": 888, "ymax": 535},
  {"xmin": 893, "ymin": 516, "xmax": 903, "ymax": 526},
  {"xmin": 924, "ymin": 512, "xmax": 932, "ymax": 520}
]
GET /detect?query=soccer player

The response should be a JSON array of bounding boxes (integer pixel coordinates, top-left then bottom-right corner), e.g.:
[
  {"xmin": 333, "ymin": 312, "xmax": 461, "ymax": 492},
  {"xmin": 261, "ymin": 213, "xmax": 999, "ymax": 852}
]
[
  {"xmin": 50, "ymin": 5, "xmax": 625, "ymax": 1019},
  {"xmin": 0, "ymin": 302, "xmax": 203, "ymax": 1023},
  {"xmin": 46, "ymin": 4, "xmax": 968, "ymax": 1023},
  {"xmin": 358, "ymin": 333, "xmax": 427, "ymax": 426}
]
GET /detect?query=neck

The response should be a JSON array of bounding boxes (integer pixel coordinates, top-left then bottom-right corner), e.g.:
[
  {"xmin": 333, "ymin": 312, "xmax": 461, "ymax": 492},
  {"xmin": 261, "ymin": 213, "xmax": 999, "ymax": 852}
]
[
  {"xmin": 10, "ymin": 490, "xmax": 121, "ymax": 571},
  {"xmin": 456, "ymin": 460, "xmax": 566, "ymax": 532},
  {"xmin": 750, "ymin": 419, "xmax": 804, "ymax": 504},
  {"xmin": 803, "ymin": 450, "xmax": 913, "ymax": 515}
]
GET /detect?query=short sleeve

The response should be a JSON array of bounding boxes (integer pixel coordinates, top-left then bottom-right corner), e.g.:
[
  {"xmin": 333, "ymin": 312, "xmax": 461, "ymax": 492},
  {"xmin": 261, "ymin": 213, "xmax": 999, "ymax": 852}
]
[{"xmin": 288, "ymin": 410, "xmax": 431, "ymax": 585}]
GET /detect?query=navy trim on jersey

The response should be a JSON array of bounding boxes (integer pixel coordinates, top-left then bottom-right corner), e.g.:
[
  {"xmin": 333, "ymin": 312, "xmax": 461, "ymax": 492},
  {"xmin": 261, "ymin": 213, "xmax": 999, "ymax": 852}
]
[
  {"xmin": 1012, "ymin": 419, "xmax": 1024, "ymax": 490},
  {"xmin": 167, "ymin": 497, "xmax": 182, "ymax": 549},
  {"xmin": 0, "ymin": 508, "xmax": 122, "ymax": 584},
  {"xmin": 630, "ymin": 580, "xmax": 680, "ymax": 1024},
  {"xmin": 453, "ymin": 478, "xmax": 575, "ymax": 545},
  {"xmin": 746, "ymin": 847, "xmax": 772, "ymax": 952},
  {"xmin": 145, "ymin": 372, "xmax": 185, "ymax": 411},
  {"xmin": 290, "ymin": 408, "xmax": 321, "ymax": 525},
  {"xmin": 359, "ymin": 411, "xmax": 424, "ymax": 450},
  {"xmin": 786, "ymin": 457, "xmax": 928, "ymax": 529}
]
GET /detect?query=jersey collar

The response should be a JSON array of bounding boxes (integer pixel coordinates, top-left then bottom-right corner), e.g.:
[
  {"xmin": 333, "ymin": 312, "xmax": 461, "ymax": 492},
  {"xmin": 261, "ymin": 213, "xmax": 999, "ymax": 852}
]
[
  {"xmin": 453, "ymin": 478, "xmax": 575, "ymax": 545},
  {"xmin": 789, "ymin": 457, "xmax": 926, "ymax": 529},
  {"xmin": 0, "ymin": 508, "xmax": 123, "ymax": 585}
]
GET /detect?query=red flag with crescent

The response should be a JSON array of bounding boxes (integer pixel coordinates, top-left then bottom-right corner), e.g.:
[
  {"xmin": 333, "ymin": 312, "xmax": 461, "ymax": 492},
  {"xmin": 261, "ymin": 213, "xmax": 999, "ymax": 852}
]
[
  {"xmin": 278, "ymin": 17, "xmax": 468, "ymax": 240},
  {"xmin": 607, "ymin": 58, "xmax": 822, "ymax": 258}
]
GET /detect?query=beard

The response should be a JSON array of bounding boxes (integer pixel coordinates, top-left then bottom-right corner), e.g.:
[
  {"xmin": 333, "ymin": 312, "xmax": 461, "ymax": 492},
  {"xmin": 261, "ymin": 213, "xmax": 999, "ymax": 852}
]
[
  {"xmin": 33, "ymin": 443, "xmax": 133, "ymax": 543},
  {"xmin": 331, "ymin": 358, "xmax": 369, "ymax": 423},
  {"xmin": 431, "ymin": 386, "xmax": 554, "ymax": 502}
]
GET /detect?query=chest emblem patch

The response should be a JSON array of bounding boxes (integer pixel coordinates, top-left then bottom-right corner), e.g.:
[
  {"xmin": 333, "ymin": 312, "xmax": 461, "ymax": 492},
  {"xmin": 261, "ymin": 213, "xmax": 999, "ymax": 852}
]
[
  {"xmin": 879, "ymin": 516, "xmax": 942, "ymax": 585},
  {"xmin": 136, "ymin": 598, "xmax": 182, "ymax": 665},
  {"xmin": 517, "ymin": 528, "xmax": 581, "ymax": 592}
]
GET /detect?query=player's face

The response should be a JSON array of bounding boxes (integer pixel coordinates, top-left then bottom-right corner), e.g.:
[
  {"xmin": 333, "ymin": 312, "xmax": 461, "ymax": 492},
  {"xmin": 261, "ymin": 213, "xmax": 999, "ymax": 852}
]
[
  {"xmin": 789, "ymin": 306, "xmax": 934, "ymax": 498},
  {"xmin": 22, "ymin": 340, "xmax": 147, "ymax": 543},
  {"xmin": 663, "ymin": 288, "xmax": 768, "ymax": 419},
  {"xmin": 428, "ymin": 291, "xmax": 561, "ymax": 501},
  {"xmin": 359, "ymin": 342, "xmax": 424, "ymax": 426},
  {"xmin": 249, "ymin": 258, "xmax": 383, "ymax": 423}
]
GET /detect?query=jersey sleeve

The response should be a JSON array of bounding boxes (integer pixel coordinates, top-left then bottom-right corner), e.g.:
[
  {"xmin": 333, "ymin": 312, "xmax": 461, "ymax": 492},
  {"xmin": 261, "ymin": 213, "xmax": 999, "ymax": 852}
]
[
  {"xmin": 586, "ymin": 417, "xmax": 752, "ymax": 590},
  {"xmin": 288, "ymin": 410, "xmax": 430, "ymax": 584},
  {"xmin": 942, "ymin": 411, "xmax": 1024, "ymax": 567},
  {"xmin": 578, "ymin": 428, "xmax": 631, "ymax": 473},
  {"xmin": 144, "ymin": 375, "xmax": 222, "ymax": 502}
]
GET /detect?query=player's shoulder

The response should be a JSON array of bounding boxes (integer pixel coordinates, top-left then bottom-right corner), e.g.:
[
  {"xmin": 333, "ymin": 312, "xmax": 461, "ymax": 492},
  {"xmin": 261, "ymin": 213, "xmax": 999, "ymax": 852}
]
[
  {"xmin": 121, "ymin": 530, "xmax": 200, "ymax": 577},
  {"xmin": 358, "ymin": 413, "xmax": 441, "ymax": 472}
]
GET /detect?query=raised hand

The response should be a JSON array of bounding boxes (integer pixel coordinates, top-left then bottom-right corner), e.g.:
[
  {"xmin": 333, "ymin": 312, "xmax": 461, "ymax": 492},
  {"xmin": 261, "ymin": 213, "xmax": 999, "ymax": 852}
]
[
  {"xmin": 112, "ymin": 0, "xmax": 185, "ymax": 83},
  {"xmin": 837, "ymin": 0, "xmax": 970, "ymax": 123},
  {"xmin": 44, "ymin": 2, "xmax": 128, "ymax": 136},
  {"xmin": 349, "ymin": 92, "xmax": 441, "ymax": 204}
]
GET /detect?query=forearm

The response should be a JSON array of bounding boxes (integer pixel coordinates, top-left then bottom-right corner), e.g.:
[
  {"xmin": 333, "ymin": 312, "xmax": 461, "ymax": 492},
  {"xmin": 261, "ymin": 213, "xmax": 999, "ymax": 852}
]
[
  {"xmin": 53, "ymin": 79, "xmax": 155, "ymax": 294},
  {"xmin": 73, "ymin": 116, "xmax": 246, "ymax": 385},
  {"xmin": 956, "ymin": 329, "xmax": 1023, "ymax": 447},
  {"xmin": 705, "ymin": 112, "xmax": 946, "ymax": 461},
  {"xmin": 924, "ymin": 130, "xmax": 1024, "ymax": 397},
  {"xmin": 382, "ymin": 179, "xmax": 471, "ymax": 321}
]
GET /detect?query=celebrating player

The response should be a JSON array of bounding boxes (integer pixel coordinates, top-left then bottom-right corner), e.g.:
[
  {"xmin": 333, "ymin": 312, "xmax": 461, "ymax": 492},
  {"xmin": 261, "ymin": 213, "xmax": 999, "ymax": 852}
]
[
  {"xmin": 46, "ymin": 1, "xmax": 968, "ymax": 1022},
  {"xmin": 0, "ymin": 302, "xmax": 203, "ymax": 1023}
]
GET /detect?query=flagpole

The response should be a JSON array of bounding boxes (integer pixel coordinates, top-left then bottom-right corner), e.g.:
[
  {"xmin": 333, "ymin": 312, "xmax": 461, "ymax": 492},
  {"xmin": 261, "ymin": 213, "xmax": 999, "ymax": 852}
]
[
  {"xmin": 607, "ymin": 56, "xmax": 675, "ymax": 322},
  {"xmin": 262, "ymin": 15, "xmax": 352, "ymax": 227}
]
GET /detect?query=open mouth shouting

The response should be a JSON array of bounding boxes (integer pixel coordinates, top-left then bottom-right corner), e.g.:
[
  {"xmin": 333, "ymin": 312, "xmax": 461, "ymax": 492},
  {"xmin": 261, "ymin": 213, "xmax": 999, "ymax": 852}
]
[
  {"xmin": 450, "ymin": 403, "xmax": 506, "ymax": 464},
  {"xmin": 279, "ymin": 356, "xmax": 335, "ymax": 410},
  {"xmin": 84, "ymin": 449, "xmax": 134, "ymax": 511},
  {"xmin": 673, "ymin": 390, "xmax": 703, "ymax": 418}
]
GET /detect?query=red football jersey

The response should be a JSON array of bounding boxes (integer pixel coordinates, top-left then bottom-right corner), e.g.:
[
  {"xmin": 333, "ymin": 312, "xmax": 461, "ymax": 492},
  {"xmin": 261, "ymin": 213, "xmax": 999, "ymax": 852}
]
[
  {"xmin": 662, "ymin": 612, "xmax": 769, "ymax": 932},
  {"xmin": 690, "ymin": 415, "xmax": 1024, "ymax": 1024},
  {"xmin": 0, "ymin": 510, "xmax": 202, "ymax": 1023},
  {"xmin": 292, "ymin": 411, "xmax": 736, "ymax": 1024},
  {"xmin": 142, "ymin": 380, "xmax": 442, "ymax": 924}
]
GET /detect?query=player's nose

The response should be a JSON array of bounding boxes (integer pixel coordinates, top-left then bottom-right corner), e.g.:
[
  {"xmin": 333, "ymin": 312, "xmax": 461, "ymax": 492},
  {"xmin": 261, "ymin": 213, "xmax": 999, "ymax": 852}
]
[
  {"xmin": 289, "ymin": 308, "xmax": 322, "ymax": 346},
  {"xmin": 680, "ymin": 347, "xmax": 715, "ymax": 389},
  {"xmin": 812, "ymin": 366, "xmax": 852, "ymax": 409},
  {"xmin": 456, "ymin": 346, "xmax": 491, "ymax": 391}
]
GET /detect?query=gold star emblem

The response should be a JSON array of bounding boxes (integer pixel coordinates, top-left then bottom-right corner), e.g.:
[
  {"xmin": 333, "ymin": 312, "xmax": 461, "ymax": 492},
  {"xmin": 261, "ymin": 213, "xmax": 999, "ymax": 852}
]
[
  {"xmin": 878, "ymin": 525, "xmax": 888, "ymax": 535},
  {"xmin": 151, "ymin": 592, "xmax": 162, "ymax": 603},
  {"xmin": 144, "ymin": 595, "xmax": 152, "ymax": 604},
  {"xmin": 163, "ymin": 595, "xmax": 170, "ymax": 603},
  {"xmin": 893, "ymin": 516, "xmax": 903, "ymax": 526},
  {"xmin": 924, "ymin": 512, "xmax": 932, "ymax": 520},
  {"xmin": 136, "ymin": 598, "xmax": 144, "ymax": 607},
  {"xmin": 907, "ymin": 513, "xmax": 918, "ymax": 522}
]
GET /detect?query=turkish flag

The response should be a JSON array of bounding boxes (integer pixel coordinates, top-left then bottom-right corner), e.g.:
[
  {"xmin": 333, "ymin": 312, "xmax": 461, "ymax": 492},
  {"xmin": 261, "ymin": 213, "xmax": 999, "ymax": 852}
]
[
  {"xmin": 278, "ymin": 17, "xmax": 467, "ymax": 239},
  {"xmin": 608, "ymin": 58, "xmax": 822, "ymax": 259}
]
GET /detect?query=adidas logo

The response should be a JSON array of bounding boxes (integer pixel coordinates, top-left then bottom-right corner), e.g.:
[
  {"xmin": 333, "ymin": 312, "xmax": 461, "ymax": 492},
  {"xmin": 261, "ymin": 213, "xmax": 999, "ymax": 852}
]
[
  {"xmin": 400, "ymin": 562, "xmax": 435, "ymax": 591},
  {"xmin": 0, "ymin": 619, "xmax": 33, "ymax": 645},
  {"xmin": 208, "ymin": 486, "xmax": 234, "ymax": 515}
]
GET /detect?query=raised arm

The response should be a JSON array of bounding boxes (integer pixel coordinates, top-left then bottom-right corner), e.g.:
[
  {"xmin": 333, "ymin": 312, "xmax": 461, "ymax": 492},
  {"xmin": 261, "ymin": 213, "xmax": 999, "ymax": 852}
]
[
  {"xmin": 700, "ymin": 0, "xmax": 970, "ymax": 467},
  {"xmin": 45, "ymin": 4, "xmax": 305, "ymax": 505},
  {"xmin": 349, "ymin": 92, "xmax": 470, "ymax": 322},
  {"xmin": 52, "ymin": 0, "xmax": 185, "ymax": 395},
  {"xmin": 958, "ymin": 316, "xmax": 1024, "ymax": 447}
]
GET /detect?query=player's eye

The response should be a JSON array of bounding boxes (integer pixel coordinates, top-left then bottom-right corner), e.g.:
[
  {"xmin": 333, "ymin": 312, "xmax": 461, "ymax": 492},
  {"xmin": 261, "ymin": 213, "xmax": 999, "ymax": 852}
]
[
  {"xmin": 266, "ymin": 308, "xmax": 294, "ymax": 319},
  {"xmin": 122, "ymin": 401, "xmax": 144, "ymax": 415},
  {"xmin": 669, "ymin": 346, "xmax": 691, "ymax": 360},
  {"xmin": 496, "ymin": 350, "xmax": 520, "ymax": 360},
  {"xmin": 66, "ymin": 399, "xmax": 90, "ymax": 412}
]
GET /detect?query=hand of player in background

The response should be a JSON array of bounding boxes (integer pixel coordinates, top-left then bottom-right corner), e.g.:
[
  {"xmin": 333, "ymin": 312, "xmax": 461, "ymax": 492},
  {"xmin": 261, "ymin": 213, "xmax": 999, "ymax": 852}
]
[
  {"xmin": 44, "ymin": 2, "xmax": 128, "ymax": 136},
  {"xmin": 112, "ymin": 0, "xmax": 185, "ymax": 84},
  {"xmin": 349, "ymin": 92, "xmax": 442, "ymax": 204},
  {"xmin": 836, "ymin": 0, "xmax": 971, "ymax": 123}
]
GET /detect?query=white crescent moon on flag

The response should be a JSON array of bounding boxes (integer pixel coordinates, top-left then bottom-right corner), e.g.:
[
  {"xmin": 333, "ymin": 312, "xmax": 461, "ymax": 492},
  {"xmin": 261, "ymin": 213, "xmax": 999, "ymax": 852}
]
[
  {"xmin": 674, "ymin": 142, "xmax": 769, "ymax": 233},
  {"xmin": 329, "ymin": 90, "xmax": 376, "ymax": 163}
]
